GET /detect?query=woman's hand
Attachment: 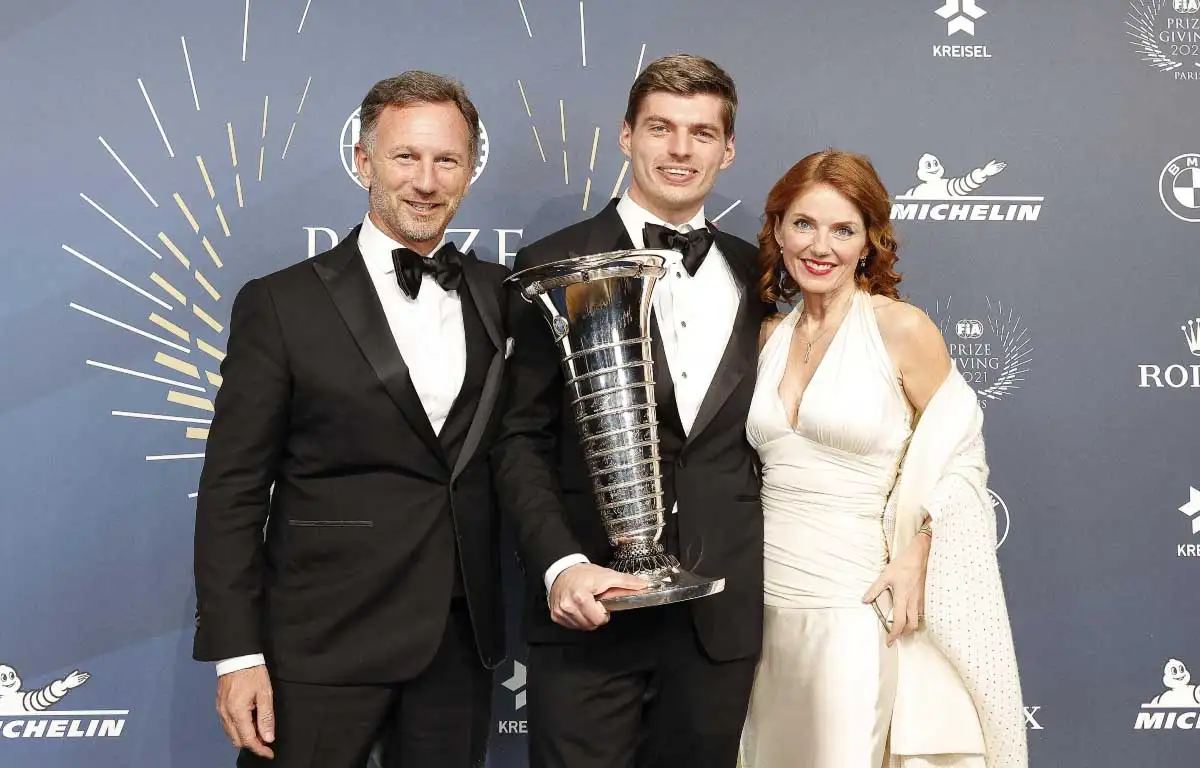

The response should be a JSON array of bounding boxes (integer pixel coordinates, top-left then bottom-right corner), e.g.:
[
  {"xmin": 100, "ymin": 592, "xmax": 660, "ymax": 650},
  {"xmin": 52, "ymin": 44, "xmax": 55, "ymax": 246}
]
[{"xmin": 863, "ymin": 531, "xmax": 931, "ymax": 646}]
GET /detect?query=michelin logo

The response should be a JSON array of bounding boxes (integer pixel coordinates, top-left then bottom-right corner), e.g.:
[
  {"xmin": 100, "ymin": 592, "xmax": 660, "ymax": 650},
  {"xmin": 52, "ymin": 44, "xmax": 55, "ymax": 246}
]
[
  {"xmin": 0, "ymin": 663, "xmax": 126, "ymax": 739},
  {"xmin": 1134, "ymin": 658, "xmax": 1200, "ymax": 729},
  {"xmin": 891, "ymin": 153, "xmax": 1044, "ymax": 222}
]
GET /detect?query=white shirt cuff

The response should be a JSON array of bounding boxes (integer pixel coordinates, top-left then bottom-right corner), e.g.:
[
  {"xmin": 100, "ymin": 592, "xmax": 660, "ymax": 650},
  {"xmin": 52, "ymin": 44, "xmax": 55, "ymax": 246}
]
[
  {"xmin": 215, "ymin": 654, "xmax": 266, "ymax": 677},
  {"xmin": 544, "ymin": 553, "xmax": 590, "ymax": 595}
]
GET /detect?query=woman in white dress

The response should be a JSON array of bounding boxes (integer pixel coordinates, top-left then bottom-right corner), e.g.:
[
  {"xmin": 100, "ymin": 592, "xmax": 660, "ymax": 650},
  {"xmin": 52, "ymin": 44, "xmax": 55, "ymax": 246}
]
[{"xmin": 740, "ymin": 150, "xmax": 1026, "ymax": 768}]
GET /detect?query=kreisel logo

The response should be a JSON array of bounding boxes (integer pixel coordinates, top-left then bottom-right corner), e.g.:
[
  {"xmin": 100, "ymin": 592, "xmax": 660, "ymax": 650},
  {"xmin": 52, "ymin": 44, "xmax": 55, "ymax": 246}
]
[
  {"xmin": 0, "ymin": 663, "xmax": 126, "ymax": 739},
  {"xmin": 932, "ymin": 1, "xmax": 993, "ymax": 59},
  {"xmin": 1178, "ymin": 488, "xmax": 1200, "ymax": 558},
  {"xmin": 1128, "ymin": 0, "xmax": 1200, "ymax": 82},
  {"xmin": 340, "ymin": 107, "xmax": 490, "ymax": 190},
  {"xmin": 890, "ymin": 154, "xmax": 1044, "ymax": 222},
  {"xmin": 497, "ymin": 660, "xmax": 528, "ymax": 734},
  {"xmin": 1134, "ymin": 658, "xmax": 1200, "ymax": 729},
  {"xmin": 931, "ymin": 296, "xmax": 1032, "ymax": 406},
  {"xmin": 1136, "ymin": 315, "xmax": 1200, "ymax": 388},
  {"xmin": 1160, "ymin": 153, "xmax": 1200, "ymax": 221}
]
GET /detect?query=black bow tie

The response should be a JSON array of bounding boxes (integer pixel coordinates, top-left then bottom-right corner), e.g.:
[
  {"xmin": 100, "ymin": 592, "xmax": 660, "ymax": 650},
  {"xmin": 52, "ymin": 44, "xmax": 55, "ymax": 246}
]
[
  {"xmin": 391, "ymin": 242, "xmax": 463, "ymax": 300},
  {"xmin": 643, "ymin": 222, "xmax": 714, "ymax": 276}
]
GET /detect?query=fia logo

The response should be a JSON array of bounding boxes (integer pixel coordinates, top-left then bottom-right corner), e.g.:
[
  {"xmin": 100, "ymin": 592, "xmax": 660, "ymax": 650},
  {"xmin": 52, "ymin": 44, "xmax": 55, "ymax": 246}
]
[
  {"xmin": 340, "ymin": 107, "xmax": 490, "ymax": 191},
  {"xmin": 1159, "ymin": 153, "xmax": 1200, "ymax": 222},
  {"xmin": 1134, "ymin": 658, "xmax": 1200, "ymax": 729},
  {"xmin": 931, "ymin": 296, "xmax": 1032, "ymax": 406},
  {"xmin": 0, "ymin": 664, "xmax": 127, "ymax": 739},
  {"xmin": 1128, "ymin": 0, "xmax": 1200, "ymax": 82},
  {"xmin": 1136, "ymin": 315, "xmax": 1200, "ymax": 388},
  {"xmin": 890, "ymin": 154, "xmax": 1044, "ymax": 223}
]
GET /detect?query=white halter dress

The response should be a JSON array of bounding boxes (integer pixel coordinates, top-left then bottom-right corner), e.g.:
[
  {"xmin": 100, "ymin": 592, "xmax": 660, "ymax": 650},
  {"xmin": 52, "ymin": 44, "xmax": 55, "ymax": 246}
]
[{"xmin": 741, "ymin": 291, "xmax": 913, "ymax": 768}]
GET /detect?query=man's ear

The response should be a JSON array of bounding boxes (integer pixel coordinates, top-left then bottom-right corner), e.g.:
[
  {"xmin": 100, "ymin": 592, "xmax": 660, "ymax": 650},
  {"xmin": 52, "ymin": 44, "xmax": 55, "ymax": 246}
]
[
  {"xmin": 354, "ymin": 143, "xmax": 373, "ymax": 189},
  {"xmin": 618, "ymin": 121, "xmax": 633, "ymax": 159},
  {"xmin": 720, "ymin": 134, "xmax": 736, "ymax": 171}
]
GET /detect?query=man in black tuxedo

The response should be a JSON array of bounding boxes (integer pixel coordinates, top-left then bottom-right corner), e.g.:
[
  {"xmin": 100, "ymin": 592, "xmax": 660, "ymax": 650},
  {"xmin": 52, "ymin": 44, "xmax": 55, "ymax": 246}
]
[
  {"xmin": 493, "ymin": 54, "xmax": 769, "ymax": 768},
  {"xmin": 193, "ymin": 71, "xmax": 509, "ymax": 768}
]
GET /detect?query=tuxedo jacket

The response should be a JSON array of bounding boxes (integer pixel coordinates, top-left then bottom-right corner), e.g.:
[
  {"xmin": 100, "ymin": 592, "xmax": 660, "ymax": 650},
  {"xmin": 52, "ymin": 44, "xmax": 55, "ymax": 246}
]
[
  {"xmin": 492, "ymin": 199, "xmax": 770, "ymax": 662},
  {"xmin": 193, "ymin": 226, "xmax": 509, "ymax": 685}
]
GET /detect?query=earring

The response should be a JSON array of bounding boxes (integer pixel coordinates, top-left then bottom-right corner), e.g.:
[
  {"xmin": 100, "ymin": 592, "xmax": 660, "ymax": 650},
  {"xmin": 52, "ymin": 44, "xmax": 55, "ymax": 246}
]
[{"xmin": 857, "ymin": 256, "xmax": 867, "ymax": 273}]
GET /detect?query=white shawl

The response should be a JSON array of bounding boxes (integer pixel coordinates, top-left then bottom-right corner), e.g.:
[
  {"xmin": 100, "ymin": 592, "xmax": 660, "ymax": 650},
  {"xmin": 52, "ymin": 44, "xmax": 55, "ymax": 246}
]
[{"xmin": 882, "ymin": 369, "xmax": 1028, "ymax": 768}]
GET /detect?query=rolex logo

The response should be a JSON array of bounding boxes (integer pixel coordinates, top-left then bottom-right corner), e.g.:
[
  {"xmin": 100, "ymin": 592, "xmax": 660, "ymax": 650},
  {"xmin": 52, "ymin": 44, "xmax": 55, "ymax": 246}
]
[
  {"xmin": 1182, "ymin": 318, "xmax": 1200, "ymax": 357},
  {"xmin": 1137, "ymin": 314, "xmax": 1200, "ymax": 388}
]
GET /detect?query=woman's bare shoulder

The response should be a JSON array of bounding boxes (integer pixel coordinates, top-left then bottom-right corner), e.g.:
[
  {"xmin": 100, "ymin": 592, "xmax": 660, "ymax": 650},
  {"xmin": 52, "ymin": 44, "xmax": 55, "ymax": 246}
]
[{"xmin": 872, "ymin": 297, "xmax": 938, "ymax": 348}]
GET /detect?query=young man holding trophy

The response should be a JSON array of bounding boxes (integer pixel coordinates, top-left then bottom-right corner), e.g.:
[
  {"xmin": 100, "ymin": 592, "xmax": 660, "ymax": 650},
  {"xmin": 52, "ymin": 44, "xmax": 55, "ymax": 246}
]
[{"xmin": 493, "ymin": 54, "xmax": 770, "ymax": 768}]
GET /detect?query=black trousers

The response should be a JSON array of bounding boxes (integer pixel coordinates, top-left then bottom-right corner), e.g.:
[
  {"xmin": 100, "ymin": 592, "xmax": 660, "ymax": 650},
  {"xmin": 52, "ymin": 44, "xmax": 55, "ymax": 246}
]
[
  {"xmin": 527, "ymin": 603, "xmax": 757, "ymax": 768},
  {"xmin": 237, "ymin": 600, "xmax": 491, "ymax": 768}
]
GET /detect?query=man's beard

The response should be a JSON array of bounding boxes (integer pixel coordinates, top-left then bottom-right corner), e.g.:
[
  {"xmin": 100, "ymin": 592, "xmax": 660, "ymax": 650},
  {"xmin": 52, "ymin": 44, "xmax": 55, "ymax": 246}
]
[{"xmin": 369, "ymin": 184, "xmax": 460, "ymax": 247}]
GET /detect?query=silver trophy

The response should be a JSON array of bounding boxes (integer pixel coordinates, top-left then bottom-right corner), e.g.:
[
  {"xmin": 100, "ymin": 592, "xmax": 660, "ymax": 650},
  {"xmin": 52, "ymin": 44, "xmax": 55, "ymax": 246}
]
[{"xmin": 506, "ymin": 250, "xmax": 725, "ymax": 610}]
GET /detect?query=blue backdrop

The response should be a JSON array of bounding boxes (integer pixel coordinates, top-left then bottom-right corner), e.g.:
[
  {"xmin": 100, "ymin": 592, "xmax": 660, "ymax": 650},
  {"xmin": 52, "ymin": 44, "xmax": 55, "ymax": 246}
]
[{"xmin": 2, "ymin": 1, "xmax": 1199, "ymax": 765}]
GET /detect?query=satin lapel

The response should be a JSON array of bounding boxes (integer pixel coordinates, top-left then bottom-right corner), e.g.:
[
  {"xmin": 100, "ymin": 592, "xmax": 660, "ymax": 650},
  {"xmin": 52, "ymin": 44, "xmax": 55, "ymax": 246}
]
[
  {"xmin": 312, "ymin": 232, "xmax": 447, "ymax": 466},
  {"xmin": 458, "ymin": 253, "xmax": 503, "ymax": 351},
  {"xmin": 583, "ymin": 198, "xmax": 632, "ymax": 256},
  {"xmin": 684, "ymin": 229, "xmax": 758, "ymax": 446},
  {"xmin": 451, "ymin": 263, "xmax": 504, "ymax": 481},
  {"xmin": 649, "ymin": 313, "xmax": 676, "ymax": 427}
]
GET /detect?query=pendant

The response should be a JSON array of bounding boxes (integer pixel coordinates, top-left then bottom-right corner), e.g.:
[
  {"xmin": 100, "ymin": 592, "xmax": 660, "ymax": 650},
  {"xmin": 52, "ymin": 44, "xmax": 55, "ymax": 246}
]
[{"xmin": 803, "ymin": 343, "xmax": 812, "ymax": 363}]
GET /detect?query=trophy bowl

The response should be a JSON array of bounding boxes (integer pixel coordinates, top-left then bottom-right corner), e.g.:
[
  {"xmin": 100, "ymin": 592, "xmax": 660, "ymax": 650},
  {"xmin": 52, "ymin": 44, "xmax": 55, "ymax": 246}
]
[{"xmin": 505, "ymin": 249, "xmax": 725, "ymax": 610}]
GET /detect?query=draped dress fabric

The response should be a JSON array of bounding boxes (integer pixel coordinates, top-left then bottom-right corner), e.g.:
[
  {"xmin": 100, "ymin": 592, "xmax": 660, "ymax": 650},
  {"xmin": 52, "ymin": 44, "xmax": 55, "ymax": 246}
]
[{"xmin": 741, "ymin": 290, "xmax": 913, "ymax": 768}]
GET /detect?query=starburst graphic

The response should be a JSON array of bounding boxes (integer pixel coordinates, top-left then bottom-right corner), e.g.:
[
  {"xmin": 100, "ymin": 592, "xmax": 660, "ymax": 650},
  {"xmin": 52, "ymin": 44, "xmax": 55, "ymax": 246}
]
[
  {"xmin": 1127, "ymin": 0, "xmax": 1187, "ymax": 72},
  {"xmin": 63, "ymin": 2, "xmax": 316, "ymax": 497}
]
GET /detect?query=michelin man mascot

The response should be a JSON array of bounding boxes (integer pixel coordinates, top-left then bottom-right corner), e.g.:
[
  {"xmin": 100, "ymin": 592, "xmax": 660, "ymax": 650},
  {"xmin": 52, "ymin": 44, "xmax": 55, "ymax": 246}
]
[
  {"xmin": 1150, "ymin": 659, "xmax": 1200, "ymax": 707},
  {"xmin": 0, "ymin": 664, "xmax": 89, "ymax": 714},
  {"xmin": 903, "ymin": 153, "xmax": 1006, "ymax": 199}
]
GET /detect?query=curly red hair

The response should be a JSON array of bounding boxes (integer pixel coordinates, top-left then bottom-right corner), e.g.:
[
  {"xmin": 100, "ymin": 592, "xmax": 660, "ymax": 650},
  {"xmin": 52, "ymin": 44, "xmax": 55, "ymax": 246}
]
[{"xmin": 757, "ymin": 149, "xmax": 902, "ymax": 303}]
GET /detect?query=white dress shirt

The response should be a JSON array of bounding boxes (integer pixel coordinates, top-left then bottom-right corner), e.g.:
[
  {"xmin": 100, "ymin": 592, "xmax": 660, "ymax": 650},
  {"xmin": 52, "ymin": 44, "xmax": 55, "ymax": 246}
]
[
  {"xmin": 542, "ymin": 193, "xmax": 742, "ymax": 595},
  {"xmin": 216, "ymin": 213, "xmax": 467, "ymax": 676}
]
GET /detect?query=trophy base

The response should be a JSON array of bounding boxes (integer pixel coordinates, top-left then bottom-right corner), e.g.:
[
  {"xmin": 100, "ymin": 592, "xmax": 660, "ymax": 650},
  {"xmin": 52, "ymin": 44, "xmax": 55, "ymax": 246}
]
[{"xmin": 598, "ymin": 567, "xmax": 725, "ymax": 611}]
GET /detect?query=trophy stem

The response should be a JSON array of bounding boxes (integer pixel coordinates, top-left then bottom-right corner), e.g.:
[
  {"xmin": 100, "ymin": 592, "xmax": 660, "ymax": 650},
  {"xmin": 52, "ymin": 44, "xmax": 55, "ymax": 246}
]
[{"xmin": 607, "ymin": 539, "xmax": 678, "ymax": 581}]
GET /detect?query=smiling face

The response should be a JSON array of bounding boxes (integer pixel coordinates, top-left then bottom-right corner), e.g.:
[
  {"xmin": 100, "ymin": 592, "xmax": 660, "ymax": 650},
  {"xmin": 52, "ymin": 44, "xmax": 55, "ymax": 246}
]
[
  {"xmin": 775, "ymin": 182, "xmax": 869, "ymax": 300},
  {"xmin": 916, "ymin": 153, "xmax": 944, "ymax": 182},
  {"xmin": 0, "ymin": 665, "xmax": 20, "ymax": 691},
  {"xmin": 619, "ymin": 92, "xmax": 734, "ymax": 225},
  {"xmin": 1164, "ymin": 659, "xmax": 1191, "ymax": 689},
  {"xmin": 354, "ymin": 101, "xmax": 472, "ymax": 253}
]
